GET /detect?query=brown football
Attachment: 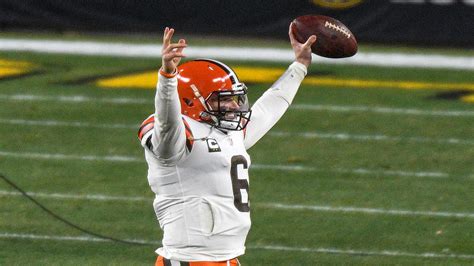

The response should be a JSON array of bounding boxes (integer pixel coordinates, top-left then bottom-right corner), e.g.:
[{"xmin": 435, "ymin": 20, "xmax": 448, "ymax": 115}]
[{"xmin": 292, "ymin": 15, "xmax": 357, "ymax": 58}]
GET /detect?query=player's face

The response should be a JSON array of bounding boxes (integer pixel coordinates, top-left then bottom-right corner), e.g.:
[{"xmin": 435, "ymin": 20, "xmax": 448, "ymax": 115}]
[
  {"xmin": 204, "ymin": 89, "xmax": 251, "ymax": 130},
  {"xmin": 208, "ymin": 95, "xmax": 240, "ymax": 118}
]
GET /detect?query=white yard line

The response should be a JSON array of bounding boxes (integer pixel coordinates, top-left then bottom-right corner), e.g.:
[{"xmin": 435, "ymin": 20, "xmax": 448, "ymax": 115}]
[
  {"xmin": 1, "ymin": 117, "xmax": 472, "ymax": 146},
  {"xmin": 1, "ymin": 38, "xmax": 474, "ymax": 70},
  {"xmin": 250, "ymin": 244, "xmax": 474, "ymax": 260},
  {"xmin": 0, "ymin": 118, "xmax": 135, "ymax": 129},
  {"xmin": 261, "ymin": 203, "xmax": 474, "ymax": 219},
  {"xmin": 0, "ymin": 94, "xmax": 149, "ymax": 104},
  {"xmin": 2, "ymin": 189, "xmax": 472, "ymax": 219},
  {"xmin": 291, "ymin": 104, "xmax": 474, "ymax": 117},
  {"xmin": 0, "ymin": 150, "xmax": 448, "ymax": 178},
  {"xmin": 251, "ymin": 164, "xmax": 448, "ymax": 178},
  {"xmin": 0, "ymin": 94, "xmax": 153, "ymax": 104},
  {"xmin": 267, "ymin": 131, "xmax": 474, "ymax": 145},
  {"xmin": 2, "ymin": 93, "xmax": 473, "ymax": 117},
  {"xmin": 0, "ymin": 190, "xmax": 148, "ymax": 201},
  {"xmin": 0, "ymin": 151, "xmax": 141, "ymax": 162},
  {"xmin": 0, "ymin": 232, "xmax": 473, "ymax": 260},
  {"xmin": 0, "ymin": 233, "xmax": 155, "ymax": 245}
]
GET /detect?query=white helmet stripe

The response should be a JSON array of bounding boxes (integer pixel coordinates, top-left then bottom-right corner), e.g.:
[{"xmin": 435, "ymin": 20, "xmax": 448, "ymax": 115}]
[{"xmin": 190, "ymin": 84, "xmax": 210, "ymax": 112}]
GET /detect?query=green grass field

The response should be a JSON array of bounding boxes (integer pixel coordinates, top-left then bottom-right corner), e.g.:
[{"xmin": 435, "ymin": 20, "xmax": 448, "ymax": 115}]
[{"xmin": 0, "ymin": 37, "xmax": 473, "ymax": 265}]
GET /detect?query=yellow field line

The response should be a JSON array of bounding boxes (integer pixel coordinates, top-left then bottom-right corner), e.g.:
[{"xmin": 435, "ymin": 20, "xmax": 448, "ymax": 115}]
[
  {"xmin": 234, "ymin": 66, "xmax": 474, "ymax": 91},
  {"xmin": 461, "ymin": 94, "xmax": 474, "ymax": 103},
  {"xmin": 0, "ymin": 59, "xmax": 34, "ymax": 78},
  {"xmin": 0, "ymin": 59, "xmax": 32, "ymax": 67},
  {"xmin": 0, "ymin": 67, "xmax": 30, "ymax": 78},
  {"xmin": 96, "ymin": 72, "xmax": 156, "ymax": 88},
  {"xmin": 304, "ymin": 77, "xmax": 474, "ymax": 91},
  {"xmin": 95, "ymin": 66, "xmax": 474, "ymax": 92}
]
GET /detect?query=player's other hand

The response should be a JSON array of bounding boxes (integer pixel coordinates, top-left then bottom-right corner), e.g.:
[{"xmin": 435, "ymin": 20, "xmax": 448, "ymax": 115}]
[
  {"xmin": 289, "ymin": 22, "xmax": 316, "ymax": 68},
  {"xmin": 161, "ymin": 27, "xmax": 187, "ymax": 74}
]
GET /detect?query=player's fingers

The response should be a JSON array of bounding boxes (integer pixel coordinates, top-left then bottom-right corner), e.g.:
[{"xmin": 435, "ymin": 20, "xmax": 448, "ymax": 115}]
[
  {"xmin": 165, "ymin": 43, "xmax": 187, "ymax": 51},
  {"xmin": 288, "ymin": 22, "xmax": 298, "ymax": 45},
  {"xmin": 163, "ymin": 27, "xmax": 169, "ymax": 41},
  {"xmin": 164, "ymin": 28, "xmax": 174, "ymax": 46},
  {"xmin": 163, "ymin": 52, "xmax": 186, "ymax": 63},
  {"xmin": 163, "ymin": 45, "xmax": 187, "ymax": 56},
  {"xmin": 303, "ymin": 35, "xmax": 317, "ymax": 48},
  {"xmin": 163, "ymin": 27, "xmax": 170, "ymax": 45},
  {"xmin": 170, "ymin": 51, "xmax": 186, "ymax": 59},
  {"xmin": 167, "ymin": 28, "xmax": 175, "ymax": 44},
  {"xmin": 175, "ymin": 39, "xmax": 187, "ymax": 53}
]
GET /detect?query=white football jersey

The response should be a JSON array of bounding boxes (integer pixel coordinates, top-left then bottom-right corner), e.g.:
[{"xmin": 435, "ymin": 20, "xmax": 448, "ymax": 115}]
[
  {"xmin": 139, "ymin": 61, "xmax": 307, "ymax": 261},
  {"xmin": 144, "ymin": 116, "xmax": 251, "ymax": 261}
]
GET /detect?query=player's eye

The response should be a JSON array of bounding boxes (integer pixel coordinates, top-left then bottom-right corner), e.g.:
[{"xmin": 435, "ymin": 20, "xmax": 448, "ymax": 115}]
[{"xmin": 221, "ymin": 96, "xmax": 235, "ymax": 102}]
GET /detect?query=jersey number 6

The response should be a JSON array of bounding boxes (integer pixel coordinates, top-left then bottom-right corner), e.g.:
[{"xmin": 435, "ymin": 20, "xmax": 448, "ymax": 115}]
[{"xmin": 230, "ymin": 155, "xmax": 250, "ymax": 212}]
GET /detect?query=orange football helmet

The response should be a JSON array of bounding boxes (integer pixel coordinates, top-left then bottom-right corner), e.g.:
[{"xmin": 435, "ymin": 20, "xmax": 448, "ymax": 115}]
[{"xmin": 177, "ymin": 59, "xmax": 251, "ymax": 131}]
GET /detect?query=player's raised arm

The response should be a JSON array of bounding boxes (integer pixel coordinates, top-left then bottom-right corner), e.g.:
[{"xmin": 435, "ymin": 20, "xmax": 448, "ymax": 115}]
[
  {"xmin": 148, "ymin": 27, "xmax": 188, "ymax": 164},
  {"xmin": 244, "ymin": 23, "xmax": 316, "ymax": 149}
]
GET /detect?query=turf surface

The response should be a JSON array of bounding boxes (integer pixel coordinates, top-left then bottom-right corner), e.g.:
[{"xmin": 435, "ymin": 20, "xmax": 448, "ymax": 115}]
[{"xmin": 0, "ymin": 45, "xmax": 473, "ymax": 265}]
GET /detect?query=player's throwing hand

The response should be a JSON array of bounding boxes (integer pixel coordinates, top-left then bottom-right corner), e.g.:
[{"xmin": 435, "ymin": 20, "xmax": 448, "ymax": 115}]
[
  {"xmin": 161, "ymin": 27, "xmax": 187, "ymax": 74},
  {"xmin": 289, "ymin": 22, "xmax": 317, "ymax": 68}
]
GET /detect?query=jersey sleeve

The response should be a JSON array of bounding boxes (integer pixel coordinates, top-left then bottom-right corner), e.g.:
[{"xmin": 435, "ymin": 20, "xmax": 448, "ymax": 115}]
[
  {"xmin": 244, "ymin": 62, "xmax": 307, "ymax": 149},
  {"xmin": 141, "ymin": 70, "xmax": 189, "ymax": 165}
]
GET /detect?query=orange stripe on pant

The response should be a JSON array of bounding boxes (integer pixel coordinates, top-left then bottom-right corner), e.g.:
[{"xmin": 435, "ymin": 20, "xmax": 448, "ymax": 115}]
[{"xmin": 155, "ymin": 256, "xmax": 239, "ymax": 266}]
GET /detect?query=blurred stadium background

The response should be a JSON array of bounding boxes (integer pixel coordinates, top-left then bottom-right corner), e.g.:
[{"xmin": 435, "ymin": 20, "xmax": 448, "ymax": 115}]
[{"xmin": 0, "ymin": 0, "xmax": 473, "ymax": 265}]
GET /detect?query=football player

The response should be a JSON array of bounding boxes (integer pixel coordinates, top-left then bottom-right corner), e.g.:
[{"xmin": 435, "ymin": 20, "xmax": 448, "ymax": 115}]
[{"xmin": 138, "ymin": 24, "xmax": 316, "ymax": 265}]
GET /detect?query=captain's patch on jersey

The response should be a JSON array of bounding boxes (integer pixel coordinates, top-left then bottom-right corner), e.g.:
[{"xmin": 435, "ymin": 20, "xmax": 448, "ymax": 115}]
[{"xmin": 206, "ymin": 138, "xmax": 221, "ymax": 152}]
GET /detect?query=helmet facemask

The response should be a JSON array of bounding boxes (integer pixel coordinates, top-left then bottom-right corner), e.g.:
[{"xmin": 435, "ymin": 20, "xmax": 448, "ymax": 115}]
[{"xmin": 203, "ymin": 83, "xmax": 251, "ymax": 131}]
